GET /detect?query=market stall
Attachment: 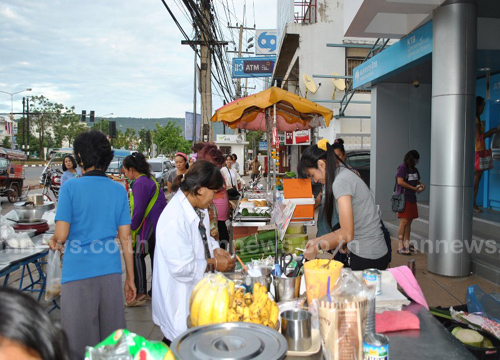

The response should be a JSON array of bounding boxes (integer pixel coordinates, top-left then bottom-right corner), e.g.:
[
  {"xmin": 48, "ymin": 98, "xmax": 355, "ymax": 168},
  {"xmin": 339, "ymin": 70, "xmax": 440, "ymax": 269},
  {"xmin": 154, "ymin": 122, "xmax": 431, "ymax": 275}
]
[
  {"xmin": 169, "ymin": 262, "xmax": 491, "ymax": 360},
  {"xmin": 212, "ymin": 87, "xmax": 332, "ymax": 265}
]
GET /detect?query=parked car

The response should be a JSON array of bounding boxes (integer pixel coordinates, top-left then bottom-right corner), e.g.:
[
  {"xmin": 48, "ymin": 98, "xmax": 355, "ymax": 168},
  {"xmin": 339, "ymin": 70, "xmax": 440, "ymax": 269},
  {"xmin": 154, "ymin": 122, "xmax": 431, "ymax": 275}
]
[
  {"xmin": 147, "ymin": 157, "xmax": 173, "ymax": 190},
  {"xmin": 345, "ymin": 149, "xmax": 370, "ymax": 187}
]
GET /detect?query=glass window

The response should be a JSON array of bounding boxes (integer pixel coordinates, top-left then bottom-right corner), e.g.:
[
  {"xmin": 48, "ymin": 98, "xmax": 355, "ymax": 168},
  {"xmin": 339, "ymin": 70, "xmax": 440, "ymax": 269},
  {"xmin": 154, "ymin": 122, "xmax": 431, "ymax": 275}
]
[
  {"xmin": 347, "ymin": 154, "xmax": 370, "ymax": 168},
  {"xmin": 148, "ymin": 162, "xmax": 163, "ymax": 172}
]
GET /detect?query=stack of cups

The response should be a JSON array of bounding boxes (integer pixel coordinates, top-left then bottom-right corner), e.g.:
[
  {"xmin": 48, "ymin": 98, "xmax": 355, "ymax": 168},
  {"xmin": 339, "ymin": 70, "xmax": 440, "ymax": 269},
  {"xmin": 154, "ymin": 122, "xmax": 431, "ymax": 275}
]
[{"xmin": 365, "ymin": 285, "xmax": 376, "ymax": 334}]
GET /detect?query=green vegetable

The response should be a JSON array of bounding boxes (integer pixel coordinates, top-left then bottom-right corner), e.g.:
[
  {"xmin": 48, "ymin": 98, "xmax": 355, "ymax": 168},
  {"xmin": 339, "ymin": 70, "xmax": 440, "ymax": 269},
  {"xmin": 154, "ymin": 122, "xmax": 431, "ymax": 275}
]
[
  {"xmin": 241, "ymin": 208, "xmax": 249, "ymax": 216},
  {"xmin": 430, "ymin": 307, "xmax": 453, "ymax": 320},
  {"xmin": 452, "ymin": 327, "xmax": 484, "ymax": 348}
]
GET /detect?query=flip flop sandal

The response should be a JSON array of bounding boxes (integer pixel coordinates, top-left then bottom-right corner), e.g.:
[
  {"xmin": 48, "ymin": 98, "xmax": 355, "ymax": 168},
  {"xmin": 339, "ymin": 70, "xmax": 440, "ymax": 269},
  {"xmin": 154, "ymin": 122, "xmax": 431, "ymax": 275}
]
[
  {"xmin": 136, "ymin": 294, "xmax": 152, "ymax": 301},
  {"xmin": 125, "ymin": 299, "xmax": 147, "ymax": 307}
]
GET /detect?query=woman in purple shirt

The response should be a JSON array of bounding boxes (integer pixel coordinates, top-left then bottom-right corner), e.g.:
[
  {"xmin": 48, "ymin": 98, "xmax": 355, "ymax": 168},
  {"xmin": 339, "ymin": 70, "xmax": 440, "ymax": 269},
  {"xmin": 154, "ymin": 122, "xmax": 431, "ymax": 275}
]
[
  {"xmin": 123, "ymin": 152, "xmax": 167, "ymax": 305},
  {"xmin": 396, "ymin": 150, "xmax": 425, "ymax": 255}
]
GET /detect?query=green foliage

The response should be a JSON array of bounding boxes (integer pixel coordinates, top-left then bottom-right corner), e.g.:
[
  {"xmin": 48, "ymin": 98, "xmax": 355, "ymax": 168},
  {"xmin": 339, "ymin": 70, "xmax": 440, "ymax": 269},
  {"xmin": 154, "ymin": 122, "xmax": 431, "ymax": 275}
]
[
  {"xmin": 2, "ymin": 137, "xmax": 11, "ymax": 149},
  {"xmin": 152, "ymin": 121, "xmax": 191, "ymax": 155},
  {"xmin": 28, "ymin": 95, "xmax": 65, "ymax": 159},
  {"xmin": 245, "ymin": 130, "xmax": 265, "ymax": 154}
]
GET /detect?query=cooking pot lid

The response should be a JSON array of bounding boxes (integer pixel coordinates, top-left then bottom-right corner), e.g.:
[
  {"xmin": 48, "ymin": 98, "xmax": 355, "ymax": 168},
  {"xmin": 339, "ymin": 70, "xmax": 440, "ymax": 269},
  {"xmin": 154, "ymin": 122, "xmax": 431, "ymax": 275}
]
[{"xmin": 171, "ymin": 323, "xmax": 287, "ymax": 360}]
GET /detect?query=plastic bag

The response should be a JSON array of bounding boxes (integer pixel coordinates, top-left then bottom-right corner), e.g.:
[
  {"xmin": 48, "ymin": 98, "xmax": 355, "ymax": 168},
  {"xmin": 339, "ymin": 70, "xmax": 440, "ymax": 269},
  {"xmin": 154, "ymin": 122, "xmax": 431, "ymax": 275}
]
[
  {"xmin": 41, "ymin": 210, "xmax": 57, "ymax": 226},
  {"xmin": 85, "ymin": 329, "xmax": 173, "ymax": 360},
  {"xmin": 45, "ymin": 250, "xmax": 62, "ymax": 301},
  {"xmin": 318, "ymin": 268, "xmax": 372, "ymax": 360},
  {"xmin": 0, "ymin": 225, "xmax": 16, "ymax": 240},
  {"xmin": 6, "ymin": 232, "xmax": 34, "ymax": 249},
  {"xmin": 3, "ymin": 210, "xmax": 19, "ymax": 226},
  {"xmin": 467, "ymin": 285, "xmax": 500, "ymax": 323}
]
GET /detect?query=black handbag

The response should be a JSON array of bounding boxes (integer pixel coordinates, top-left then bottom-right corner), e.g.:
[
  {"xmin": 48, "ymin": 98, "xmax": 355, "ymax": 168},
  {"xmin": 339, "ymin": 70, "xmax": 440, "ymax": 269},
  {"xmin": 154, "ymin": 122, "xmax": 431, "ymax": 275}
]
[
  {"xmin": 225, "ymin": 166, "xmax": 241, "ymax": 199},
  {"xmin": 391, "ymin": 176, "xmax": 405, "ymax": 213}
]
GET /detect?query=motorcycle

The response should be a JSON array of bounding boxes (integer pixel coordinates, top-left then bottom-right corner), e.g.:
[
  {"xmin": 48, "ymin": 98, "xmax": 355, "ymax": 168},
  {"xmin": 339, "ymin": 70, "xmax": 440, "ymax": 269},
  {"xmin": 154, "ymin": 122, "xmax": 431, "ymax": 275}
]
[
  {"xmin": 40, "ymin": 167, "xmax": 62, "ymax": 202},
  {"xmin": 247, "ymin": 174, "xmax": 263, "ymax": 190}
]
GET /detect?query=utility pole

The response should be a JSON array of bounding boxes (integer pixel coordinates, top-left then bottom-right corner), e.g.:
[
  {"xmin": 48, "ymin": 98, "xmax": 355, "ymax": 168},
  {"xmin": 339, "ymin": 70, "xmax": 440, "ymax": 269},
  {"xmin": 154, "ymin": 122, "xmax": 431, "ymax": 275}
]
[
  {"xmin": 228, "ymin": 23, "xmax": 256, "ymax": 99},
  {"xmin": 200, "ymin": 0, "xmax": 212, "ymax": 142}
]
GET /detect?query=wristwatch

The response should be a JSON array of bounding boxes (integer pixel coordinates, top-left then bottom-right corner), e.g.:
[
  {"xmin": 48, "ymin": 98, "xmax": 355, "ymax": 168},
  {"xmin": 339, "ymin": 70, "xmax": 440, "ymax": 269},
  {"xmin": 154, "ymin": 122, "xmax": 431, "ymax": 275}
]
[{"xmin": 317, "ymin": 242, "xmax": 324, "ymax": 254}]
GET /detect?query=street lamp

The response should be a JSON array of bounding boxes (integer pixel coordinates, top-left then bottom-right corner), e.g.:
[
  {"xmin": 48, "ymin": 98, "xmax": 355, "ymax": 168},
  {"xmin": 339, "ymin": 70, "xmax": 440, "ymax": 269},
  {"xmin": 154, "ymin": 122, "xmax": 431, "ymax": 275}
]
[{"xmin": 0, "ymin": 88, "xmax": 32, "ymax": 148}]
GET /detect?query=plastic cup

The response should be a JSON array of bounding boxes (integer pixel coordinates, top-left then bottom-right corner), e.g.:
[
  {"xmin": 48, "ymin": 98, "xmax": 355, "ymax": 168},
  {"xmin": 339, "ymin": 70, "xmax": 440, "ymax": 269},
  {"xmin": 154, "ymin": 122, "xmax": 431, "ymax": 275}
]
[{"xmin": 303, "ymin": 259, "xmax": 343, "ymax": 305}]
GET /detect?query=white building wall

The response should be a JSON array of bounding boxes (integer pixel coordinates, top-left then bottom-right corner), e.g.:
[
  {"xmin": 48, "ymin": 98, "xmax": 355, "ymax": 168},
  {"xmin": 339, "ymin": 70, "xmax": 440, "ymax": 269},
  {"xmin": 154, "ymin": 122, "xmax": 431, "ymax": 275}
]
[{"xmin": 278, "ymin": 0, "xmax": 372, "ymax": 144}]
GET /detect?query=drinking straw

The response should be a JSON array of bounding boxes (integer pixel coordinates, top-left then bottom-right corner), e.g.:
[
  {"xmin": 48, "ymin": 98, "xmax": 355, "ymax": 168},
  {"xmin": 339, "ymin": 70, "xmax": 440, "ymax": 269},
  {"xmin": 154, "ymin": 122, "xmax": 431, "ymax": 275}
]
[
  {"xmin": 327, "ymin": 276, "xmax": 332, "ymax": 302},
  {"xmin": 236, "ymin": 255, "xmax": 249, "ymax": 274}
]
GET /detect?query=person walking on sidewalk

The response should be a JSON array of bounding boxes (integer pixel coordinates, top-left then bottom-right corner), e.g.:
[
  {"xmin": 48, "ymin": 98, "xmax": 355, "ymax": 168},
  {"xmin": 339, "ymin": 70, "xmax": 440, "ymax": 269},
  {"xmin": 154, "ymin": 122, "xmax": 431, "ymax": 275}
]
[
  {"xmin": 474, "ymin": 96, "xmax": 500, "ymax": 213},
  {"xmin": 123, "ymin": 152, "xmax": 166, "ymax": 305},
  {"xmin": 251, "ymin": 157, "xmax": 261, "ymax": 181},
  {"xmin": 50, "ymin": 130, "xmax": 136, "ymax": 359},
  {"xmin": 396, "ymin": 150, "xmax": 425, "ymax": 255}
]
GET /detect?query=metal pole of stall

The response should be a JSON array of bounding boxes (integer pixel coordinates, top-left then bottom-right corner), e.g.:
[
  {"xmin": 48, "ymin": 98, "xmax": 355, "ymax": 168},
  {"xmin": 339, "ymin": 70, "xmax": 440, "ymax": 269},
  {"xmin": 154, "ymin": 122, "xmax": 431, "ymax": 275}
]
[
  {"xmin": 273, "ymin": 103, "xmax": 277, "ymax": 204},
  {"xmin": 266, "ymin": 108, "xmax": 271, "ymax": 193}
]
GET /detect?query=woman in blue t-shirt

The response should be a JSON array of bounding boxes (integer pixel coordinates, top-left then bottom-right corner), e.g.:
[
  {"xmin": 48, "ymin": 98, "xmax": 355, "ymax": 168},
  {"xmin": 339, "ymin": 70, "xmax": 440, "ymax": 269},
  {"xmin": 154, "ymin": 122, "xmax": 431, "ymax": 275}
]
[
  {"xmin": 396, "ymin": 150, "xmax": 425, "ymax": 255},
  {"xmin": 50, "ymin": 130, "xmax": 136, "ymax": 359},
  {"xmin": 60, "ymin": 155, "xmax": 82, "ymax": 184}
]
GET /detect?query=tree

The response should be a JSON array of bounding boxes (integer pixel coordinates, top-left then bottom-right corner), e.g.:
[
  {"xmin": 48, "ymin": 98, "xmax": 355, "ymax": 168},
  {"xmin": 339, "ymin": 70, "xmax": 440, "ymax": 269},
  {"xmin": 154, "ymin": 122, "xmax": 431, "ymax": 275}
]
[
  {"xmin": 28, "ymin": 95, "xmax": 65, "ymax": 159},
  {"xmin": 245, "ymin": 130, "xmax": 265, "ymax": 154},
  {"xmin": 60, "ymin": 111, "xmax": 86, "ymax": 146},
  {"xmin": 153, "ymin": 122, "xmax": 191, "ymax": 155},
  {"xmin": 2, "ymin": 137, "xmax": 10, "ymax": 149},
  {"xmin": 137, "ymin": 128, "xmax": 150, "ymax": 154}
]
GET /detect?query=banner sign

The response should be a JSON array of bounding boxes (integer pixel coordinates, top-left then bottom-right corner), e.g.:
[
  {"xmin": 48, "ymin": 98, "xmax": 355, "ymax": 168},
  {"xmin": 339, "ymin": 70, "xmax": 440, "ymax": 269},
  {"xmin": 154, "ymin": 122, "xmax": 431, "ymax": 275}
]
[
  {"xmin": 232, "ymin": 56, "xmax": 276, "ymax": 78},
  {"xmin": 285, "ymin": 130, "xmax": 311, "ymax": 145},
  {"xmin": 256, "ymin": 30, "xmax": 277, "ymax": 55},
  {"xmin": 258, "ymin": 141, "xmax": 268, "ymax": 151},
  {"xmin": 353, "ymin": 21, "xmax": 432, "ymax": 89},
  {"xmin": 184, "ymin": 111, "xmax": 201, "ymax": 141}
]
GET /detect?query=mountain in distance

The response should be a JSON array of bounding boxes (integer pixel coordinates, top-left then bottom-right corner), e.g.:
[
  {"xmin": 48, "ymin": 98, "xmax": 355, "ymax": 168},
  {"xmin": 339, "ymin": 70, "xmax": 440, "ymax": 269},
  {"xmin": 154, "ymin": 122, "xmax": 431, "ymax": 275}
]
[
  {"xmin": 111, "ymin": 117, "xmax": 225, "ymax": 138},
  {"xmin": 112, "ymin": 117, "xmax": 184, "ymax": 133}
]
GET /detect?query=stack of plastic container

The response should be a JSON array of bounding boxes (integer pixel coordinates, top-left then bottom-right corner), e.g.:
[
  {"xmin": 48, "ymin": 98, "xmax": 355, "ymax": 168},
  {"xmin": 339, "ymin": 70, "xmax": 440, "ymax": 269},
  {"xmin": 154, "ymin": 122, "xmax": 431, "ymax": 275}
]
[{"xmin": 283, "ymin": 179, "xmax": 315, "ymax": 222}]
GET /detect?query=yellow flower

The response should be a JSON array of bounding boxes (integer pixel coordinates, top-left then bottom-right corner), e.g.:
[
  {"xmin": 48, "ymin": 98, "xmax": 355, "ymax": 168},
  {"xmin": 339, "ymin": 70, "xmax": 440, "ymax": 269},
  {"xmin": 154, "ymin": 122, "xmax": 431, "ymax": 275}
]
[{"xmin": 317, "ymin": 138, "xmax": 329, "ymax": 151}]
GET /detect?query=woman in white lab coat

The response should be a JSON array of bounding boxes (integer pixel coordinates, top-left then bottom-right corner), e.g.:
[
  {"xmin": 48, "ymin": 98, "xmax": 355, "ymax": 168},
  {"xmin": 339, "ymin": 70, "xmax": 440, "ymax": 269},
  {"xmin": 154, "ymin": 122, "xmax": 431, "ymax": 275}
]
[{"xmin": 152, "ymin": 160, "xmax": 236, "ymax": 345}]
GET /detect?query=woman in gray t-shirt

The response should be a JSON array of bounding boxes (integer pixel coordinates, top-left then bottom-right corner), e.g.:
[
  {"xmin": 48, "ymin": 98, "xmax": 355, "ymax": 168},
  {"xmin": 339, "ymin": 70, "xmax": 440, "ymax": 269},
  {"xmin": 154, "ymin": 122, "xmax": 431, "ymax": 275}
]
[{"xmin": 298, "ymin": 139, "xmax": 389, "ymax": 270}]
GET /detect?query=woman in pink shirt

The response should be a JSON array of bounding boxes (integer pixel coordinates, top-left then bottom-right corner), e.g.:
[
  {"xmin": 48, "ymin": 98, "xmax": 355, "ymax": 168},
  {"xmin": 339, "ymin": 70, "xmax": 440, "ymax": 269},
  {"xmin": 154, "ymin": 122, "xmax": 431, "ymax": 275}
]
[{"xmin": 196, "ymin": 143, "xmax": 231, "ymax": 251}]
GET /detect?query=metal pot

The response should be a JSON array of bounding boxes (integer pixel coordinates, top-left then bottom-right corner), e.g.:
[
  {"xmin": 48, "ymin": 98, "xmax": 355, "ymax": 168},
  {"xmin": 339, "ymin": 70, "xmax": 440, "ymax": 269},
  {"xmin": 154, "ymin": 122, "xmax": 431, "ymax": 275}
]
[
  {"xmin": 13, "ymin": 201, "xmax": 55, "ymax": 221},
  {"xmin": 172, "ymin": 322, "xmax": 287, "ymax": 360}
]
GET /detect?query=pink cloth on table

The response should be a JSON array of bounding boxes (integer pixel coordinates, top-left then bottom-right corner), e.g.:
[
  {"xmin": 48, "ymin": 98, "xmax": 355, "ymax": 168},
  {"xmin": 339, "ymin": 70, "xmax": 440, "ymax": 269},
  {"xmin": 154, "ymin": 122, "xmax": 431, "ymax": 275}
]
[
  {"xmin": 388, "ymin": 266, "xmax": 429, "ymax": 310},
  {"xmin": 376, "ymin": 310, "xmax": 420, "ymax": 333}
]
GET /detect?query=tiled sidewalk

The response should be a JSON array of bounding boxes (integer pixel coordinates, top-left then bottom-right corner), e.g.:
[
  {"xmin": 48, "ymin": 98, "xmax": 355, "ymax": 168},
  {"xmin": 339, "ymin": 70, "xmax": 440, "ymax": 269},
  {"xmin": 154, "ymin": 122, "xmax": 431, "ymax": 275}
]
[{"xmin": 2, "ymin": 216, "xmax": 499, "ymax": 342}]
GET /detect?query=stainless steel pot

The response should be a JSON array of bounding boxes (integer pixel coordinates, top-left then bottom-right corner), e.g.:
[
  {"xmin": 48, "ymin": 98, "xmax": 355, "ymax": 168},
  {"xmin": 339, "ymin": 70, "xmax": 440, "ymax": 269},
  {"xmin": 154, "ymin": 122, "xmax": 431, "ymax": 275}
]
[
  {"xmin": 172, "ymin": 322, "xmax": 287, "ymax": 360},
  {"xmin": 13, "ymin": 201, "xmax": 55, "ymax": 220}
]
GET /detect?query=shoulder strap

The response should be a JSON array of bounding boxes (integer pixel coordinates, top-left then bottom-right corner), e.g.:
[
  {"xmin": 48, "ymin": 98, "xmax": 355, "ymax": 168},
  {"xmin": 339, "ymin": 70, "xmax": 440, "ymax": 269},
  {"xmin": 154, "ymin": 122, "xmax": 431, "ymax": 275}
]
[{"xmin": 131, "ymin": 177, "xmax": 160, "ymax": 243}]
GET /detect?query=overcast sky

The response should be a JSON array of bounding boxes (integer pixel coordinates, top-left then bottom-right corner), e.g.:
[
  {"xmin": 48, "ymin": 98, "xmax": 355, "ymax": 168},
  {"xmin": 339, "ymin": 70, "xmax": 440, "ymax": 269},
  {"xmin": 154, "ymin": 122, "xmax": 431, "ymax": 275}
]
[{"xmin": 0, "ymin": 0, "xmax": 276, "ymax": 119}]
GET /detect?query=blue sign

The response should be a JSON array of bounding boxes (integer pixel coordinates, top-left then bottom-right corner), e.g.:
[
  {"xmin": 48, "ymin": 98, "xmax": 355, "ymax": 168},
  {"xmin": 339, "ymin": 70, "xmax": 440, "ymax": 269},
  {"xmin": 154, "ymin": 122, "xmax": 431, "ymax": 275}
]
[
  {"xmin": 353, "ymin": 21, "xmax": 433, "ymax": 89},
  {"xmin": 256, "ymin": 30, "xmax": 277, "ymax": 55},
  {"xmin": 258, "ymin": 141, "xmax": 268, "ymax": 151},
  {"xmin": 232, "ymin": 56, "xmax": 276, "ymax": 78}
]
